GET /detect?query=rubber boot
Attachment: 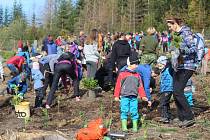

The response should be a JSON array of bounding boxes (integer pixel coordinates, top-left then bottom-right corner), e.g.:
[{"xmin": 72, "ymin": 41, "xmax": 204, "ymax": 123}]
[
  {"xmin": 132, "ymin": 120, "xmax": 138, "ymax": 132},
  {"xmin": 121, "ymin": 120, "xmax": 128, "ymax": 132}
]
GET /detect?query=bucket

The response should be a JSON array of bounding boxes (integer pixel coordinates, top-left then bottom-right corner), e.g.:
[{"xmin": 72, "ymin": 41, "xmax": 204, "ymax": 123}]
[{"xmin": 15, "ymin": 101, "xmax": 30, "ymax": 118}]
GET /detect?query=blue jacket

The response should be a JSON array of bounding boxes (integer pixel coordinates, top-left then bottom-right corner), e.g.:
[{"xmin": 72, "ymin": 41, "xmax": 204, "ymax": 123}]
[
  {"xmin": 17, "ymin": 52, "xmax": 30, "ymax": 65},
  {"xmin": 47, "ymin": 42, "xmax": 57, "ymax": 55},
  {"xmin": 160, "ymin": 67, "xmax": 173, "ymax": 93},
  {"xmin": 39, "ymin": 54, "xmax": 60, "ymax": 65},
  {"xmin": 31, "ymin": 69, "xmax": 44, "ymax": 90},
  {"xmin": 121, "ymin": 64, "xmax": 152, "ymax": 100},
  {"xmin": 178, "ymin": 26, "xmax": 197, "ymax": 71},
  {"xmin": 7, "ymin": 75, "xmax": 28, "ymax": 94}
]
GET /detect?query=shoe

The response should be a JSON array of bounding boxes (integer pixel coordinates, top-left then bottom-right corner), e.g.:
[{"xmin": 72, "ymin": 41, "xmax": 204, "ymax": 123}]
[
  {"xmin": 132, "ymin": 120, "xmax": 138, "ymax": 132},
  {"xmin": 178, "ymin": 119, "xmax": 195, "ymax": 128},
  {"xmin": 121, "ymin": 120, "xmax": 128, "ymax": 132},
  {"xmin": 76, "ymin": 96, "xmax": 80, "ymax": 101},
  {"xmin": 45, "ymin": 104, "xmax": 50, "ymax": 109},
  {"xmin": 159, "ymin": 117, "xmax": 170, "ymax": 123}
]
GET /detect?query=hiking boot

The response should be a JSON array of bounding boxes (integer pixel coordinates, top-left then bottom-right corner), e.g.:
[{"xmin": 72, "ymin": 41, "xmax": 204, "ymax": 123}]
[
  {"xmin": 178, "ymin": 119, "xmax": 195, "ymax": 128},
  {"xmin": 121, "ymin": 120, "xmax": 128, "ymax": 132},
  {"xmin": 132, "ymin": 120, "xmax": 138, "ymax": 132},
  {"xmin": 159, "ymin": 117, "xmax": 170, "ymax": 123}
]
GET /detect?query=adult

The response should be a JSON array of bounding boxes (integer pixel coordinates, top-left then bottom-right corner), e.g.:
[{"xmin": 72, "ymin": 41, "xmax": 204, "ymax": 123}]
[
  {"xmin": 6, "ymin": 56, "xmax": 25, "ymax": 76},
  {"xmin": 110, "ymin": 32, "xmax": 131, "ymax": 72},
  {"xmin": 139, "ymin": 27, "xmax": 159, "ymax": 65},
  {"xmin": 47, "ymin": 36, "xmax": 57, "ymax": 55},
  {"xmin": 45, "ymin": 52, "xmax": 80, "ymax": 108},
  {"xmin": 83, "ymin": 30, "xmax": 100, "ymax": 78},
  {"xmin": 166, "ymin": 17, "xmax": 196, "ymax": 127}
]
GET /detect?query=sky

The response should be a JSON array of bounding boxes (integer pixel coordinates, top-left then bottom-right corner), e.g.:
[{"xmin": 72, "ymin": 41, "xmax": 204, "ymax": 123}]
[{"xmin": 0, "ymin": 0, "xmax": 77, "ymax": 24}]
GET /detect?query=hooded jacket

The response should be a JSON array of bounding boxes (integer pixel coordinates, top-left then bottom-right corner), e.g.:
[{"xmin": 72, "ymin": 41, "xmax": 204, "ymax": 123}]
[
  {"xmin": 6, "ymin": 56, "xmax": 25, "ymax": 71},
  {"xmin": 110, "ymin": 40, "xmax": 131, "ymax": 68},
  {"xmin": 178, "ymin": 26, "xmax": 197, "ymax": 71},
  {"xmin": 114, "ymin": 68, "xmax": 146, "ymax": 98}
]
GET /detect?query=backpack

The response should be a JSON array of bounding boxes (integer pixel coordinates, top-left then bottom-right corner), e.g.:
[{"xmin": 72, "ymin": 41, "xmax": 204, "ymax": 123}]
[{"xmin": 193, "ymin": 33, "xmax": 206, "ymax": 62}]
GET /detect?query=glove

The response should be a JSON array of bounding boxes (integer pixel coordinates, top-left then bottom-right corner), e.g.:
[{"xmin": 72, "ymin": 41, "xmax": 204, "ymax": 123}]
[{"xmin": 9, "ymin": 84, "xmax": 16, "ymax": 89}]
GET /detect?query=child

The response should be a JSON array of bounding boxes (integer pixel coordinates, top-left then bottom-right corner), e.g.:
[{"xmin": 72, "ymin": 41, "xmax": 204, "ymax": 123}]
[
  {"xmin": 156, "ymin": 56, "xmax": 173, "ymax": 123},
  {"xmin": 6, "ymin": 55, "xmax": 25, "ymax": 76},
  {"xmin": 7, "ymin": 72, "xmax": 28, "ymax": 99},
  {"xmin": 0, "ymin": 55, "xmax": 4, "ymax": 82},
  {"xmin": 31, "ymin": 62, "xmax": 44, "ymax": 108},
  {"xmin": 114, "ymin": 56, "xmax": 148, "ymax": 132},
  {"xmin": 184, "ymin": 78, "xmax": 194, "ymax": 107}
]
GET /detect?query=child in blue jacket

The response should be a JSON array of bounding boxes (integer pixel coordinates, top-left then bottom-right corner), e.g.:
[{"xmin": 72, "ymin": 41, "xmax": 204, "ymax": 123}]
[
  {"xmin": 157, "ymin": 56, "xmax": 173, "ymax": 123},
  {"xmin": 31, "ymin": 62, "xmax": 44, "ymax": 108},
  {"xmin": 7, "ymin": 72, "xmax": 28, "ymax": 99}
]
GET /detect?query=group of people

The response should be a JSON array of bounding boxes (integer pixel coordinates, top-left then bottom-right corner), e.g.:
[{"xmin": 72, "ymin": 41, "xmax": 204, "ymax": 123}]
[{"xmin": 0, "ymin": 16, "xmax": 207, "ymax": 132}]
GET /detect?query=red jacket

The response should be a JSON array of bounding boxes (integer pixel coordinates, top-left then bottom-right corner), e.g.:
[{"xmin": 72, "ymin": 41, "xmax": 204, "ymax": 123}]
[
  {"xmin": 7, "ymin": 56, "xmax": 25, "ymax": 70},
  {"xmin": 114, "ymin": 71, "xmax": 146, "ymax": 98}
]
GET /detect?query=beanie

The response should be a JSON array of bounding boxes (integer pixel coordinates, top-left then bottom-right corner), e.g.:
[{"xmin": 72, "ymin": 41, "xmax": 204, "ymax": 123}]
[
  {"xmin": 157, "ymin": 56, "xmax": 167, "ymax": 65},
  {"xmin": 32, "ymin": 62, "xmax": 40, "ymax": 70}
]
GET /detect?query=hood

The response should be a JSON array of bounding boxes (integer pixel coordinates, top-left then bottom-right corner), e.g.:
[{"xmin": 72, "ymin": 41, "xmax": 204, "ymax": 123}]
[
  {"xmin": 179, "ymin": 26, "xmax": 191, "ymax": 34},
  {"xmin": 117, "ymin": 40, "xmax": 129, "ymax": 45}
]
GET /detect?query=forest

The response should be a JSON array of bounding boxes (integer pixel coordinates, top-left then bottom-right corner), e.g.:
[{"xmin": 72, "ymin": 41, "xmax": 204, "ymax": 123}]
[{"xmin": 0, "ymin": 0, "xmax": 210, "ymax": 50}]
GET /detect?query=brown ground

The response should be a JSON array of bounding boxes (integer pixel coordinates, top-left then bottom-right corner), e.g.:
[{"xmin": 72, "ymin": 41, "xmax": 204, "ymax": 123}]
[{"xmin": 0, "ymin": 67, "xmax": 210, "ymax": 140}]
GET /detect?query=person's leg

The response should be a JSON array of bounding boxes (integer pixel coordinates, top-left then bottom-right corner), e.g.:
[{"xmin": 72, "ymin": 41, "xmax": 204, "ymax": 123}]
[
  {"xmin": 130, "ymin": 97, "xmax": 139, "ymax": 132},
  {"xmin": 46, "ymin": 67, "xmax": 62, "ymax": 106},
  {"xmin": 34, "ymin": 87, "xmax": 44, "ymax": 108},
  {"xmin": 173, "ymin": 70, "xmax": 194, "ymax": 121},
  {"xmin": 7, "ymin": 64, "xmax": 19, "ymax": 76},
  {"xmin": 184, "ymin": 92, "xmax": 194, "ymax": 106},
  {"xmin": 90, "ymin": 61, "xmax": 97, "ymax": 78},
  {"xmin": 120, "ymin": 97, "xmax": 129, "ymax": 131},
  {"xmin": 86, "ymin": 61, "xmax": 91, "ymax": 78}
]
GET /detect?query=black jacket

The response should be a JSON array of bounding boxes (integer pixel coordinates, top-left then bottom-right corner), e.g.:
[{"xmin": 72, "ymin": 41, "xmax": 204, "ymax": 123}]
[{"xmin": 110, "ymin": 40, "xmax": 131, "ymax": 68}]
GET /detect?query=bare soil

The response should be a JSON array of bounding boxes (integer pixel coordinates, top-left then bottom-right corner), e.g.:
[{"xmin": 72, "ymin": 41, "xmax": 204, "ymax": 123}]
[{"xmin": 0, "ymin": 68, "xmax": 210, "ymax": 140}]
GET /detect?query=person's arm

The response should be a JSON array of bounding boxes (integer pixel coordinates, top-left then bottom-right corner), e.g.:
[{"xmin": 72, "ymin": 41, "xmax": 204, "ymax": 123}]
[
  {"xmin": 114, "ymin": 72, "xmax": 123, "ymax": 98},
  {"xmin": 180, "ymin": 32, "xmax": 197, "ymax": 54},
  {"xmin": 110, "ymin": 43, "xmax": 117, "ymax": 68},
  {"xmin": 19, "ymin": 83, "xmax": 27, "ymax": 94},
  {"xmin": 18, "ymin": 57, "xmax": 25, "ymax": 71},
  {"xmin": 138, "ymin": 77, "xmax": 146, "ymax": 98}
]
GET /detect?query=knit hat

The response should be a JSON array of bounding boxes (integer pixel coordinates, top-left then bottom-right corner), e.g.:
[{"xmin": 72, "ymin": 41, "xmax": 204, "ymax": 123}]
[
  {"xmin": 32, "ymin": 62, "xmax": 40, "ymax": 70},
  {"xmin": 127, "ymin": 53, "xmax": 139, "ymax": 65},
  {"xmin": 157, "ymin": 56, "xmax": 168, "ymax": 65}
]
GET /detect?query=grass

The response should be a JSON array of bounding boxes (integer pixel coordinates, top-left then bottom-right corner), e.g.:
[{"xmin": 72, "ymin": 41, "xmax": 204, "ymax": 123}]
[
  {"xmin": 157, "ymin": 127, "xmax": 178, "ymax": 133},
  {"xmin": 188, "ymin": 132, "xmax": 202, "ymax": 139}
]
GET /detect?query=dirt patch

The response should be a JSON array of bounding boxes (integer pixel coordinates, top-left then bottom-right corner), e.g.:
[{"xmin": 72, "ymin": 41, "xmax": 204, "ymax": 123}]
[{"xmin": 0, "ymin": 69, "xmax": 210, "ymax": 139}]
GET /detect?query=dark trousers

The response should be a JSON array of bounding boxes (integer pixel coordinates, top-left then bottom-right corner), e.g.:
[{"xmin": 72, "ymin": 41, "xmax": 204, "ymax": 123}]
[
  {"xmin": 160, "ymin": 92, "xmax": 172, "ymax": 119},
  {"xmin": 35, "ymin": 87, "xmax": 44, "ymax": 108},
  {"xmin": 46, "ymin": 63, "xmax": 78, "ymax": 105},
  {"xmin": 39, "ymin": 63, "xmax": 53, "ymax": 95},
  {"xmin": 163, "ymin": 42, "xmax": 168, "ymax": 52},
  {"xmin": 173, "ymin": 69, "xmax": 194, "ymax": 121}
]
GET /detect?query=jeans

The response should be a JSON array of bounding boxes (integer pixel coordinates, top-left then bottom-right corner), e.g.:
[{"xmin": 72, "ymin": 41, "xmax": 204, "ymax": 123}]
[
  {"xmin": 86, "ymin": 61, "xmax": 97, "ymax": 78},
  {"xmin": 7, "ymin": 64, "xmax": 19, "ymax": 75},
  {"xmin": 46, "ymin": 63, "xmax": 78, "ymax": 105},
  {"xmin": 173, "ymin": 69, "xmax": 194, "ymax": 121},
  {"xmin": 160, "ymin": 92, "xmax": 172, "ymax": 119},
  {"xmin": 120, "ymin": 96, "xmax": 139, "ymax": 120}
]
